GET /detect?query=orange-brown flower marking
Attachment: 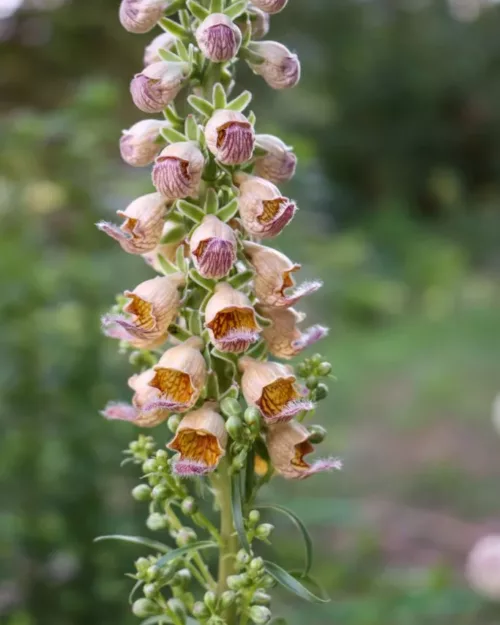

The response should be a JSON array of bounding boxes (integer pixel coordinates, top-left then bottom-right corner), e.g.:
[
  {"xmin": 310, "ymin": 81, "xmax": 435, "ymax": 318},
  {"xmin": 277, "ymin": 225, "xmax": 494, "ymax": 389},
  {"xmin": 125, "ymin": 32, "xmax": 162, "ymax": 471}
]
[
  {"xmin": 243, "ymin": 241, "xmax": 322, "ymax": 307},
  {"xmin": 101, "ymin": 368, "xmax": 170, "ymax": 427},
  {"xmin": 205, "ymin": 110, "xmax": 255, "ymax": 165},
  {"xmin": 97, "ymin": 192, "xmax": 169, "ymax": 255},
  {"xmin": 152, "ymin": 141, "xmax": 205, "ymax": 200},
  {"xmin": 167, "ymin": 403, "xmax": 228, "ymax": 475},
  {"xmin": 205, "ymin": 283, "xmax": 261, "ymax": 353},
  {"xmin": 119, "ymin": 0, "xmax": 168, "ymax": 34},
  {"xmin": 254, "ymin": 134, "xmax": 297, "ymax": 184},
  {"xmin": 102, "ymin": 273, "xmax": 185, "ymax": 349},
  {"xmin": 239, "ymin": 356, "xmax": 314, "ymax": 423},
  {"xmin": 266, "ymin": 421, "xmax": 342, "ymax": 480},
  {"xmin": 235, "ymin": 174, "xmax": 296, "ymax": 238},
  {"xmin": 189, "ymin": 215, "xmax": 237, "ymax": 279},
  {"xmin": 260, "ymin": 306, "xmax": 328, "ymax": 360},
  {"xmin": 248, "ymin": 41, "xmax": 300, "ymax": 90},
  {"xmin": 146, "ymin": 337, "xmax": 206, "ymax": 413}
]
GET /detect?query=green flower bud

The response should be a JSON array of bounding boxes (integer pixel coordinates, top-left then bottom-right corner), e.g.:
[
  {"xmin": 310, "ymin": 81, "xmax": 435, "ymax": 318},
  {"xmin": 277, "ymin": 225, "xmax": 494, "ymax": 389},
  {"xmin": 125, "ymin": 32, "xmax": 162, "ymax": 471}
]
[
  {"xmin": 132, "ymin": 484, "xmax": 151, "ymax": 501},
  {"xmin": 260, "ymin": 574, "xmax": 275, "ymax": 589},
  {"xmin": 168, "ymin": 414, "xmax": 181, "ymax": 433},
  {"xmin": 251, "ymin": 590, "xmax": 271, "ymax": 606},
  {"xmin": 146, "ymin": 513, "xmax": 167, "ymax": 531},
  {"xmin": 248, "ymin": 510, "xmax": 261, "ymax": 525},
  {"xmin": 305, "ymin": 375, "xmax": 318, "ymax": 390},
  {"xmin": 314, "ymin": 383, "xmax": 328, "ymax": 400},
  {"xmin": 231, "ymin": 450, "xmax": 247, "ymax": 472},
  {"xmin": 156, "ymin": 449, "xmax": 168, "ymax": 460},
  {"xmin": 193, "ymin": 602, "xmax": 210, "ymax": 619},
  {"xmin": 295, "ymin": 362, "xmax": 309, "ymax": 378},
  {"xmin": 249, "ymin": 557, "xmax": 264, "ymax": 573},
  {"xmin": 236, "ymin": 549, "xmax": 251, "ymax": 566},
  {"xmin": 135, "ymin": 557, "xmax": 150, "ymax": 574},
  {"xmin": 143, "ymin": 583, "xmax": 158, "ymax": 599},
  {"xmin": 176, "ymin": 527, "xmax": 197, "ymax": 547},
  {"xmin": 317, "ymin": 361, "xmax": 332, "ymax": 376},
  {"xmin": 172, "ymin": 568, "xmax": 191, "ymax": 587},
  {"xmin": 167, "ymin": 598, "xmax": 186, "ymax": 624},
  {"xmin": 129, "ymin": 440, "xmax": 140, "ymax": 452},
  {"xmin": 132, "ymin": 598, "xmax": 157, "ymax": 618},
  {"xmin": 249, "ymin": 605, "xmax": 272, "ymax": 624},
  {"xmin": 129, "ymin": 350, "xmax": 143, "ymax": 366},
  {"xmin": 221, "ymin": 590, "xmax": 237, "ymax": 609},
  {"xmin": 311, "ymin": 353, "xmax": 322, "ymax": 365},
  {"xmin": 151, "ymin": 484, "xmax": 169, "ymax": 500},
  {"xmin": 181, "ymin": 496, "xmax": 197, "ymax": 516},
  {"xmin": 308, "ymin": 424, "xmax": 327, "ymax": 444},
  {"xmin": 220, "ymin": 396, "xmax": 243, "ymax": 418},
  {"xmin": 243, "ymin": 406, "xmax": 261, "ymax": 426},
  {"xmin": 227, "ymin": 574, "xmax": 245, "ymax": 590},
  {"xmin": 203, "ymin": 590, "xmax": 217, "ymax": 610},
  {"xmin": 142, "ymin": 458, "xmax": 157, "ymax": 474},
  {"xmin": 225, "ymin": 415, "xmax": 244, "ymax": 439},
  {"xmin": 255, "ymin": 523, "xmax": 274, "ymax": 540}
]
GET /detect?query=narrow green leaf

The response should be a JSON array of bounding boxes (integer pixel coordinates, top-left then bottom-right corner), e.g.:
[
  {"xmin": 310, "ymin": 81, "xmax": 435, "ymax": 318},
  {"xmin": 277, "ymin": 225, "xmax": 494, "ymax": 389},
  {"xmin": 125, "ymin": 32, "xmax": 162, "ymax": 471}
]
[
  {"xmin": 177, "ymin": 200, "xmax": 205, "ymax": 224},
  {"xmin": 240, "ymin": 46, "xmax": 265, "ymax": 65},
  {"xmin": 263, "ymin": 561, "xmax": 330, "ymax": 603},
  {"xmin": 161, "ymin": 223, "xmax": 186, "ymax": 245},
  {"xmin": 187, "ymin": 0, "xmax": 209, "ymax": 20},
  {"xmin": 163, "ymin": 104, "xmax": 184, "ymax": 126},
  {"xmin": 269, "ymin": 620, "xmax": 288, "ymax": 625},
  {"xmin": 168, "ymin": 323, "xmax": 193, "ymax": 342},
  {"xmin": 210, "ymin": 0, "xmax": 224, "ymax": 11},
  {"xmin": 163, "ymin": 0, "xmax": 185, "ymax": 15},
  {"xmin": 185, "ymin": 115, "xmax": 200, "ymax": 142},
  {"xmin": 185, "ymin": 308, "xmax": 203, "ymax": 335},
  {"xmin": 216, "ymin": 198, "xmax": 239, "ymax": 222},
  {"xmin": 224, "ymin": 0, "xmax": 248, "ymax": 19},
  {"xmin": 159, "ymin": 17, "xmax": 189, "ymax": 39},
  {"xmin": 175, "ymin": 244, "xmax": 188, "ymax": 272},
  {"xmin": 228, "ymin": 269, "xmax": 254, "ymax": 289},
  {"xmin": 156, "ymin": 541, "xmax": 218, "ymax": 568},
  {"xmin": 204, "ymin": 188, "xmax": 219, "ymax": 214},
  {"xmin": 206, "ymin": 370, "xmax": 220, "ymax": 400},
  {"xmin": 94, "ymin": 535, "xmax": 169, "ymax": 553},
  {"xmin": 179, "ymin": 8, "xmax": 192, "ymax": 29},
  {"xmin": 175, "ymin": 38, "xmax": 190, "ymax": 62},
  {"xmin": 231, "ymin": 472, "xmax": 252, "ymax": 553},
  {"xmin": 158, "ymin": 48, "xmax": 182, "ymax": 63},
  {"xmin": 157, "ymin": 254, "xmax": 180, "ymax": 275},
  {"xmin": 213, "ymin": 83, "xmax": 227, "ymax": 110},
  {"xmin": 160, "ymin": 126, "xmax": 187, "ymax": 144},
  {"xmin": 189, "ymin": 268, "xmax": 216, "ymax": 292},
  {"xmin": 226, "ymin": 90, "xmax": 252, "ymax": 112},
  {"xmin": 188, "ymin": 95, "xmax": 215, "ymax": 118},
  {"xmin": 211, "ymin": 348, "xmax": 238, "ymax": 376},
  {"xmin": 129, "ymin": 579, "xmax": 143, "ymax": 605},
  {"xmin": 247, "ymin": 110, "xmax": 256, "ymax": 126},
  {"xmin": 257, "ymin": 504, "xmax": 313, "ymax": 576}
]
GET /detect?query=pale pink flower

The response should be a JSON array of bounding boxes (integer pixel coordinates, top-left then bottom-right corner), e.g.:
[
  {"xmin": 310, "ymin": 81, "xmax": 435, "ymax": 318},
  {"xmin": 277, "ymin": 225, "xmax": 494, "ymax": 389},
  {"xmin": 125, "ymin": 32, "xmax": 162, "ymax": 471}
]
[
  {"xmin": 152, "ymin": 141, "xmax": 205, "ymax": 200},
  {"xmin": 189, "ymin": 215, "xmax": 237, "ymax": 279},
  {"xmin": 248, "ymin": 41, "xmax": 300, "ymax": 90},
  {"xmin": 196, "ymin": 13, "xmax": 242, "ymax": 63},
  {"xmin": 205, "ymin": 110, "xmax": 255, "ymax": 165},
  {"xmin": 130, "ymin": 61, "xmax": 187, "ymax": 114}
]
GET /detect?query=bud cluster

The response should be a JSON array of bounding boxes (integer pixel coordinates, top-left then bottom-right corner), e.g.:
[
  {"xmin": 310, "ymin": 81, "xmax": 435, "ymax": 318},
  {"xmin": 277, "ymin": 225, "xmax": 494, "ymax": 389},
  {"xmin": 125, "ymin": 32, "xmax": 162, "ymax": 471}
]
[{"xmin": 98, "ymin": 1, "xmax": 340, "ymax": 623}]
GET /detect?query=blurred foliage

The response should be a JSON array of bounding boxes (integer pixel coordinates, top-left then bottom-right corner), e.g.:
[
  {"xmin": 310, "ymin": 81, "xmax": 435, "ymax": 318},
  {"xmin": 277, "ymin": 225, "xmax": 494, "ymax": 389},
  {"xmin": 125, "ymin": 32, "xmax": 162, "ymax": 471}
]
[{"xmin": 1, "ymin": 1, "xmax": 500, "ymax": 625}]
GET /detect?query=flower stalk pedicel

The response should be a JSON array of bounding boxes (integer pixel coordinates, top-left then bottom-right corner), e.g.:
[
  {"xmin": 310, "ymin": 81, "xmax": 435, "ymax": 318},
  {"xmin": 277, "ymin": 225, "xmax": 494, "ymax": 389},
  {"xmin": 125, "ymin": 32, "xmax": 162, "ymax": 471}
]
[{"xmin": 97, "ymin": 3, "xmax": 340, "ymax": 623}]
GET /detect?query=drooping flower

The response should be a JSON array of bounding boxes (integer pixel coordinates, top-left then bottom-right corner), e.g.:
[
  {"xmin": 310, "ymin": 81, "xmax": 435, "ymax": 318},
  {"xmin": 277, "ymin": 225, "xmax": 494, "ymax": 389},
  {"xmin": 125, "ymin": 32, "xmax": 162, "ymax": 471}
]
[
  {"xmin": 248, "ymin": 41, "xmax": 300, "ymax": 90},
  {"xmin": 119, "ymin": 0, "xmax": 168, "ymax": 34},
  {"xmin": 144, "ymin": 31, "xmax": 176, "ymax": 66},
  {"xmin": 235, "ymin": 174, "xmax": 296, "ymax": 238},
  {"xmin": 250, "ymin": 0, "xmax": 288, "ymax": 14},
  {"xmin": 205, "ymin": 283, "xmax": 261, "ymax": 353},
  {"xmin": 102, "ymin": 368, "xmax": 170, "ymax": 427},
  {"xmin": 152, "ymin": 141, "xmax": 205, "ymax": 200},
  {"xmin": 260, "ymin": 307, "xmax": 328, "ymax": 360},
  {"xmin": 266, "ymin": 420, "xmax": 342, "ymax": 480},
  {"xmin": 167, "ymin": 402, "xmax": 228, "ymax": 476},
  {"xmin": 195, "ymin": 13, "xmax": 242, "ymax": 63},
  {"xmin": 243, "ymin": 241, "xmax": 321, "ymax": 307},
  {"xmin": 239, "ymin": 356, "xmax": 314, "ymax": 423},
  {"xmin": 253, "ymin": 134, "xmax": 297, "ymax": 183},
  {"xmin": 142, "ymin": 220, "xmax": 185, "ymax": 272},
  {"xmin": 130, "ymin": 61, "xmax": 187, "ymax": 113},
  {"xmin": 97, "ymin": 192, "xmax": 169, "ymax": 255},
  {"xmin": 205, "ymin": 110, "xmax": 255, "ymax": 165},
  {"xmin": 189, "ymin": 215, "xmax": 237, "ymax": 279},
  {"xmin": 120, "ymin": 119, "xmax": 169, "ymax": 167},
  {"xmin": 145, "ymin": 337, "xmax": 207, "ymax": 413},
  {"xmin": 243, "ymin": 4, "xmax": 270, "ymax": 40},
  {"xmin": 102, "ymin": 273, "xmax": 185, "ymax": 349}
]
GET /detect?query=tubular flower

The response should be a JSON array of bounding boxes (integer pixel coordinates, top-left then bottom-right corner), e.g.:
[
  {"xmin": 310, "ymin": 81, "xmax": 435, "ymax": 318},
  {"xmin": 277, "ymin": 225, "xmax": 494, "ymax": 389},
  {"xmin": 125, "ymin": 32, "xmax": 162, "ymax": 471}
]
[
  {"xmin": 251, "ymin": 0, "xmax": 288, "ymax": 14},
  {"xmin": 244, "ymin": 4, "xmax": 271, "ymax": 39},
  {"xmin": 102, "ymin": 273, "xmax": 185, "ymax": 349},
  {"xmin": 97, "ymin": 192, "xmax": 169, "ymax": 255},
  {"xmin": 144, "ymin": 31, "xmax": 176, "ymax": 66},
  {"xmin": 102, "ymin": 369, "xmax": 170, "ymax": 427},
  {"xmin": 146, "ymin": 337, "xmax": 207, "ymax": 413},
  {"xmin": 142, "ymin": 220, "xmax": 184, "ymax": 272},
  {"xmin": 266, "ymin": 420, "xmax": 342, "ymax": 480},
  {"xmin": 130, "ymin": 62, "xmax": 187, "ymax": 114},
  {"xmin": 189, "ymin": 215, "xmax": 237, "ymax": 279},
  {"xmin": 120, "ymin": 119, "xmax": 168, "ymax": 167},
  {"xmin": 248, "ymin": 41, "xmax": 300, "ymax": 90},
  {"xmin": 195, "ymin": 13, "xmax": 242, "ymax": 63},
  {"xmin": 260, "ymin": 307, "xmax": 328, "ymax": 360},
  {"xmin": 167, "ymin": 403, "xmax": 228, "ymax": 476},
  {"xmin": 239, "ymin": 356, "xmax": 314, "ymax": 423},
  {"xmin": 254, "ymin": 134, "xmax": 297, "ymax": 184},
  {"xmin": 119, "ymin": 0, "xmax": 168, "ymax": 34},
  {"xmin": 205, "ymin": 283, "xmax": 261, "ymax": 353},
  {"xmin": 205, "ymin": 110, "xmax": 255, "ymax": 165},
  {"xmin": 243, "ymin": 241, "xmax": 322, "ymax": 307},
  {"xmin": 152, "ymin": 141, "xmax": 204, "ymax": 200},
  {"xmin": 236, "ymin": 174, "xmax": 297, "ymax": 238}
]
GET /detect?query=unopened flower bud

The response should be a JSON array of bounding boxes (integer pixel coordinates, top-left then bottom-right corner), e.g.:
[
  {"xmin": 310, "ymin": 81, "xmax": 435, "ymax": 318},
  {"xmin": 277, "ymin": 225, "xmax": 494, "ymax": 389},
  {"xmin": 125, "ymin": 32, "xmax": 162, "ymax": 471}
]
[
  {"xmin": 196, "ymin": 13, "xmax": 242, "ymax": 63},
  {"xmin": 254, "ymin": 134, "xmax": 297, "ymax": 184},
  {"xmin": 172, "ymin": 568, "xmax": 192, "ymax": 587},
  {"xmin": 255, "ymin": 523, "xmax": 274, "ymax": 540},
  {"xmin": 314, "ymin": 382, "xmax": 328, "ymax": 400},
  {"xmin": 242, "ymin": 5, "xmax": 270, "ymax": 40},
  {"xmin": 152, "ymin": 141, "xmax": 204, "ymax": 200},
  {"xmin": 132, "ymin": 598, "xmax": 157, "ymax": 618},
  {"xmin": 205, "ymin": 110, "xmax": 255, "ymax": 165},
  {"xmin": 203, "ymin": 590, "xmax": 217, "ymax": 610},
  {"xmin": 181, "ymin": 496, "xmax": 197, "ymax": 516},
  {"xmin": 136, "ymin": 557, "xmax": 150, "ymax": 574},
  {"xmin": 221, "ymin": 590, "xmax": 237, "ymax": 608},
  {"xmin": 144, "ymin": 31, "xmax": 176, "ymax": 66},
  {"xmin": 119, "ymin": 0, "xmax": 168, "ymax": 34},
  {"xmin": 220, "ymin": 396, "xmax": 243, "ymax": 418},
  {"xmin": 249, "ymin": 605, "xmax": 272, "ymax": 624},
  {"xmin": 317, "ymin": 361, "xmax": 332, "ymax": 377},
  {"xmin": 189, "ymin": 215, "xmax": 238, "ymax": 279},
  {"xmin": 250, "ymin": 557, "xmax": 264, "ymax": 572},
  {"xmin": 193, "ymin": 602, "xmax": 210, "ymax": 618},
  {"xmin": 308, "ymin": 424, "xmax": 327, "ymax": 444},
  {"xmin": 252, "ymin": 590, "xmax": 271, "ymax": 606},
  {"xmin": 151, "ymin": 484, "xmax": 169, "ymax": 500},
  {"xmin": 237, "ymin": 549, "xmax": 251, "ymax": 566},
  {"xmin": 248, "ymin": 509, "xmax": 261, "ymax": 524},
  {"xmin": 227, "ymin": 574, "xmax": 245, "ymax": 590},
  {"xmin": 244, "ymin": 406, "xmax": 262, "ymax": 428},
  {"xmin": 120, "ymin": 119, "xmax": 168, "ymax": 167},
  {"xmin": 132, "ymin": 484, "xmax": 152, "ymax": 501},
  {"xmin": 143, "ymin": 583, "xmax": 159, "ymax": 598},
  {"xmin": 168, "ymin": 414, "xmax": 181, "ymax": 432},
  {"xmin": 232, "ymin": 450, "xmax": 247, "ymax": 472},
  {"xmin": 251, "ymin": 0, "xmax": 288, "ymax": 13},
  {"xmin": 261, "ymin": 574, "xmax": 275, "ymax": 589},
  {"xmin": 176, "ymin": 527, "xmax": 197, "ymax": 547},
  {"xmin": 167, "ymin": 598, "xmax": 187, "ymax": 623},
  {"xmin": 248, "ymin": 41, "xmax": 300, "ymax": 90},
  {"xmin": 142, "ymin": 458, "xmax": 157, "ymax": 473},
  {"xmin": 147, "ymin": 512, "xmax": 168, "ymax": 531},
  {"xmin": 306, "ymin": 375, "xmax": 318, "ymax": 390},
  {"xmin": 131, "ymin": 61, "xmax": 187, "ymax": 113},
  {"xmin": 226, "ymin": 415, "xmax": 244, "ymax": 440}
]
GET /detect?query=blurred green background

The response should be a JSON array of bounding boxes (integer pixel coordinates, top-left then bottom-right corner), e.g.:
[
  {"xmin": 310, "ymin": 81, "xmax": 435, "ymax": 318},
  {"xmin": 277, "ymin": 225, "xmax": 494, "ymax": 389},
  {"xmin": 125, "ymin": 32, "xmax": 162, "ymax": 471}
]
[{"xmin": 1, "ymin": 0, "xmax": 500, "ymax": 623}]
